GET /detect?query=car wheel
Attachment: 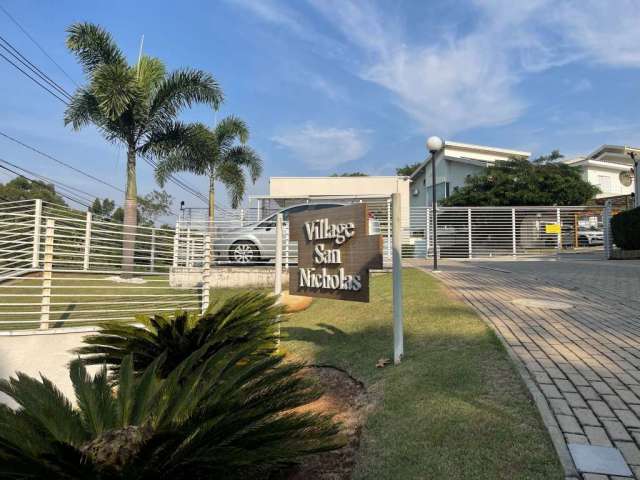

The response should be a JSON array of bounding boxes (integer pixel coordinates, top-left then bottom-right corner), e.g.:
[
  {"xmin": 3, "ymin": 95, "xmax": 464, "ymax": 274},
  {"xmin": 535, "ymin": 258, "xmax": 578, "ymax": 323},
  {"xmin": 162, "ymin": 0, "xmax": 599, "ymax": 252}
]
[{"xmin": 230, "ymin": 241, "xmax": 259, "ymax": 264}]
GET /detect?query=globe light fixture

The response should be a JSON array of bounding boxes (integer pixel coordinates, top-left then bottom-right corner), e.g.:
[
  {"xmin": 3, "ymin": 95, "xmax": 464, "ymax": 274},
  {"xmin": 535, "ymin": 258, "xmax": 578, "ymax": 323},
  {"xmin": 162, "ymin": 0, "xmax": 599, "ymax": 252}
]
[{"xmin": 426, "ymin": 136, "xmax": 445, "ymax": 271}]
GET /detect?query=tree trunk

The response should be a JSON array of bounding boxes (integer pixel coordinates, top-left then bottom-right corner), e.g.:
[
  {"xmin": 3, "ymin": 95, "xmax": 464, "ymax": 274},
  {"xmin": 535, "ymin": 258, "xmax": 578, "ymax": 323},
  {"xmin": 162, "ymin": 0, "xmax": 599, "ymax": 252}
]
[{"xmin": 122, "ymin": 145, "xmax": 137, "ymax": 278}]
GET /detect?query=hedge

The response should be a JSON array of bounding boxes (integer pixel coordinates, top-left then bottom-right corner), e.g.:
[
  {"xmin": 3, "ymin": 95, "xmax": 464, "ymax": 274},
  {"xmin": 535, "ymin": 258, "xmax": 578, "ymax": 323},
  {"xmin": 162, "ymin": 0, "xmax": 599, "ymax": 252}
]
[{"xmin": 611, "ymin": 207, "xmax": 640, "ymax": 250}]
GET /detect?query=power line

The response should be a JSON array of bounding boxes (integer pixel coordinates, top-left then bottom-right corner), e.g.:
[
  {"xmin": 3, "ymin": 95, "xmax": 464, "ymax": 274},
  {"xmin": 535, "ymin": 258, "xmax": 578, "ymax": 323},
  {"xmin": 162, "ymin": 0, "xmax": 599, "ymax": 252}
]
[
  {"xmin": 0, "ymin": 4, "xmax": 79, "ymax": 87},
  {"xmin": 0, "ymin": 34, "xmax": 72, "ymax": 101},
  {"xmin": 0, "ymin": 50, "xmax": 69, "ymax": 104},
  {"xmin": 0, "ymin": 130, "xmax": 124, "ymax": 194}
]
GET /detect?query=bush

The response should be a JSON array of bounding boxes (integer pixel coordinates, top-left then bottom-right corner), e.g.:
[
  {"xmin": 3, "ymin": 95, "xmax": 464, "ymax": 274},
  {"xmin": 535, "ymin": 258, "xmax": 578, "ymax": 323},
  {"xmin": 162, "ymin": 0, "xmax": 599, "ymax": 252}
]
[{"xmin": 611, "ymin": 207, "xmax": 640, "ymax": 250}]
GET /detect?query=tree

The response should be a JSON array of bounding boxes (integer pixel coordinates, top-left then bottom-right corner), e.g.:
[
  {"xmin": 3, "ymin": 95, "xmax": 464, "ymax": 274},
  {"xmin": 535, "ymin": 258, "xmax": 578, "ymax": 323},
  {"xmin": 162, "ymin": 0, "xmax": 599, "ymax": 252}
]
[
  {"xmin": 90, "ymin": 197, "xmax": 116, "ymax": 217},
  {"xmin": 0, "ymin": 177, "xmax": 66, "ymax": 205},
  {"xmin": 395, "ymin": 162, "xmax": 422, "ymax": 176},
  {"xmin": 138, "ymin": 190, "xmax": 173, "ymax": 225},
  {"xmin": 0, "ymin": 299, "xmax": 342, "ymax": 478},
  {"xmin": 154, "ymin": 116, "xmax": 262, "ymax": 225},
  {"xmin": 531, "ymin": 149, "xmax": 563, "ymax": 164},
  {"xmin": 329, "ymin": 172, "xmax": 369, "ymax": 177},
  {"xmin": 76, "ymin": 291, "xmax": 282, "ymax": 378},
  {"xmin": 442, "ymin": 156, "xmax": 600, "ymax": 206},
  {"xmin": 64, "ymin": 22, "xmax": 223, "ymax": 275}
]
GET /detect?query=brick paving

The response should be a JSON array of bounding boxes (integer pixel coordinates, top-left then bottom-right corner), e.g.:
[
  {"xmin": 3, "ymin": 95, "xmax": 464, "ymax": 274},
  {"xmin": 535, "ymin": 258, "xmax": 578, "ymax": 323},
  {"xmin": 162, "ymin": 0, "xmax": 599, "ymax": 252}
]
[{"xmin": 420, "ymin": 255, "xmax": 640, "ymax": 479}]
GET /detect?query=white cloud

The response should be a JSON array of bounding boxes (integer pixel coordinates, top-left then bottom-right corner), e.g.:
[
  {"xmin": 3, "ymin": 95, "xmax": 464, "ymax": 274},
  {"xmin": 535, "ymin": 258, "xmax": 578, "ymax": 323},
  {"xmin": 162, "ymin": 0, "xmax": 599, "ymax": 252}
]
[{"xmin": 272, "ymin": 124, "xmax": 369, "ymax": 169}]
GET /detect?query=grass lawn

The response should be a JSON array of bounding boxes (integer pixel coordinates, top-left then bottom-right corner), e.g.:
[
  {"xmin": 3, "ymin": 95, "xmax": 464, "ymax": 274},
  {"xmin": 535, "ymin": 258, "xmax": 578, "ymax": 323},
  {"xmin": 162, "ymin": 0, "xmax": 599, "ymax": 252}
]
[{"xmin": 280, "ymin": 268, "xmax": 563, "ymax": 480}]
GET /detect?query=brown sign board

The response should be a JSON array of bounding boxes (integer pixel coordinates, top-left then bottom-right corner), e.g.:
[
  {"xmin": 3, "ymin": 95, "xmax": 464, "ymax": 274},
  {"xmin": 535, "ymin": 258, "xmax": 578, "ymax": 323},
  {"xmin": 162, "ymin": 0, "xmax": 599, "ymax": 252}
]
[{"xmin": 289, "ymin": 204, "xmax": 383, "ymax": 302}]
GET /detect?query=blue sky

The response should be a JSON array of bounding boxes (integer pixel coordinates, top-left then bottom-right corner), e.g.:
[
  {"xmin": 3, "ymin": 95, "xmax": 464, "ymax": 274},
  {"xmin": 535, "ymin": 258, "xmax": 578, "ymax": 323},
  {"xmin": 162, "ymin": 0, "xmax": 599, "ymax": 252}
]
[{"xmin": 1, "ymin": 0, "xmax": 640, "ymax": 214}]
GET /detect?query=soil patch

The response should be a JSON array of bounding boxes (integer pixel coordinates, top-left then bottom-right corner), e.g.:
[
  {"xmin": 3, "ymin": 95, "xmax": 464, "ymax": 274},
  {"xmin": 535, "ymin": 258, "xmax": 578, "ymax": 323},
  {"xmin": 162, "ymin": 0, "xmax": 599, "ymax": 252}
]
[{"xmin": 286, "ymin": 366, "xmax": 371, "ymax": 480}]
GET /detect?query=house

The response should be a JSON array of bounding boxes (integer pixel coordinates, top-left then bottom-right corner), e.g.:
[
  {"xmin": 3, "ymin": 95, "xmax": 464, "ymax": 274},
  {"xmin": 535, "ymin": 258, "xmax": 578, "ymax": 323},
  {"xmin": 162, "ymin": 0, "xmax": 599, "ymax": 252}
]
[
  {"xmin": 249, "ymin": 175, "xmax": 412, "ymax": 227},
  {"xmin": 409, "ymin": 141, "xmax": 531, "ymax": 207},
  {"xmin": 562, "ymin": 145, "xmax": 637, "ymax": 200}
]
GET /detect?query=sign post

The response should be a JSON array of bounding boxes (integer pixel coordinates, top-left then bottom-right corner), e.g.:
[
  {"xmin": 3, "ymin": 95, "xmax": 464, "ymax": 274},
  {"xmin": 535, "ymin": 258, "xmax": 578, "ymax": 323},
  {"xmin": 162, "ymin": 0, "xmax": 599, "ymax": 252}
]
[{"xmin": 391, "ymin": 193, "xmax": 404, "ymax": 364}]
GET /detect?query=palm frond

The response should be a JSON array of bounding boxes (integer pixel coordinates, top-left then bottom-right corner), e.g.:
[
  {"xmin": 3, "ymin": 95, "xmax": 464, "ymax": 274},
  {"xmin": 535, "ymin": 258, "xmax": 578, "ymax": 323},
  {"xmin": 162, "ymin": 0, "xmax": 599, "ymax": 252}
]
[
  {"xmin": 215, "ymin": 115, "xmax": 249, "ymax": 145},
  {"xmin": 217, "ymin": 161, "xmax": 246, "ymax": 208},
  {"xmin": 92, "ymin": 63, "xmax": 140, "ymax": 121},
  {"xmin": 66, "ymin": 22, "xmax": 126, "ymax": 74},
  {"xmin": 69, "ymin": 360, "xmax": 117, "ymax": 436}
]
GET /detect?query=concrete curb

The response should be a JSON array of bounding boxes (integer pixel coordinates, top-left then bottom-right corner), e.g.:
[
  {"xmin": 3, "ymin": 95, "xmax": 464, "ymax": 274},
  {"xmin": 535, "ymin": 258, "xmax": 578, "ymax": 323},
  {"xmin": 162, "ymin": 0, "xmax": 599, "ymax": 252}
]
[{"xmin": 423, "ymin": 267, "xmax": 580, "ymax": 479}]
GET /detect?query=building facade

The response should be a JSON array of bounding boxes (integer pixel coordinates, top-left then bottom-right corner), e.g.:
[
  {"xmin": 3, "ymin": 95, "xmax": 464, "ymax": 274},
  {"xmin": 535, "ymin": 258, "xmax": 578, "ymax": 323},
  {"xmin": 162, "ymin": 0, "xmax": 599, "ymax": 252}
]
[{"xmin": 409, "ymin": 141, "xmax": 531, "ymax": 208}]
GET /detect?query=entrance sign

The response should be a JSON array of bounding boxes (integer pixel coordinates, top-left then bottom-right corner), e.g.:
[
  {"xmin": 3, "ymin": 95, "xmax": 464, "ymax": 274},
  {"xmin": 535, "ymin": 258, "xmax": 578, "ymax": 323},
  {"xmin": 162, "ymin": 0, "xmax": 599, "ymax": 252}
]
[{"xmin": 289, "ymin": 204, "xmax": 383, "ymax": 302}]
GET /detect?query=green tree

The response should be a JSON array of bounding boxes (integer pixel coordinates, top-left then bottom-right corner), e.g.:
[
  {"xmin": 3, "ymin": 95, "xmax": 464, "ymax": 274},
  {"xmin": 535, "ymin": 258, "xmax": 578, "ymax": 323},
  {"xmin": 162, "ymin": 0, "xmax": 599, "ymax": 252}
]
[
  {"xmin": 443, "ymin": 156, "xmax": 600, "ymax": 206},
  {"xmin": 154, "ymin": 116, "xmax": 262, "ymax": 225},
  {"xmin": 90, "ymin": 197, "xmax": 116, "ymax": 217},
  {"xmin": 0, "ymin": 177, "xmax": 67, "ymax": 205},
  {"xmin": 531, "ymin": 149, "xmax": 563, "ymax": 164},
  {"xmin": 64, "ymin": 22, "xmax": 222, "ymax": 275},
  {"xmin": 329, "ymin": 172, "xmax": 369, "ymax": 177},
  {"xmin": 395, "ymin": 162, "xmax": 422, "ymax": 176},
  {"xmin": 138, "ymin": 190, "xmax": 173, "ymax": 226}
]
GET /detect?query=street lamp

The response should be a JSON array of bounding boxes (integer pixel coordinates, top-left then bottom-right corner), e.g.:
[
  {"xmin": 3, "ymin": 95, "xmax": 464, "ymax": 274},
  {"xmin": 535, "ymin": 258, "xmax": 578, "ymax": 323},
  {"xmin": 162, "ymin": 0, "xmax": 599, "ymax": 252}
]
[{"xmin": 427, "ymin": 136, "xmax": 444, "ymax": 271}]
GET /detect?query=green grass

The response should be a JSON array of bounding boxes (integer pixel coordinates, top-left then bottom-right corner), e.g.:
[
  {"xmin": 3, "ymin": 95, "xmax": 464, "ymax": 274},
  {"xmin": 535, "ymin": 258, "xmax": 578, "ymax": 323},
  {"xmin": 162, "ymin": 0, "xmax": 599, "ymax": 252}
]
[
  {"xmin": 281, "ymin": 268, "xmax": 563, "ymax": 480},
  {"xmin": 0, "ymin": 273, "xmax": 201, "ymax": 330}
]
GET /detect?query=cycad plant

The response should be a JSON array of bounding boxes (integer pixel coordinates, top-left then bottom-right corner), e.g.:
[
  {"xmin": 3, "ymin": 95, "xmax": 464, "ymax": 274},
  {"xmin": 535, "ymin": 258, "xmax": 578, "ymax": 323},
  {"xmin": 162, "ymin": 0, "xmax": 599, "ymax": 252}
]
[
  {"xmin": 76, "ymin": 291, "xmax": 282, "ymax": 378},
  {"xmin": 0, "ymin": 343, "xmax": 342, "ymax": 478},
  {"xmin": 154, "ymin": 116, "xmax": 262, "ymax": 225},
  {"xmin": 64, "ymin": 22, "xmax": 223, "ymax": 275}
]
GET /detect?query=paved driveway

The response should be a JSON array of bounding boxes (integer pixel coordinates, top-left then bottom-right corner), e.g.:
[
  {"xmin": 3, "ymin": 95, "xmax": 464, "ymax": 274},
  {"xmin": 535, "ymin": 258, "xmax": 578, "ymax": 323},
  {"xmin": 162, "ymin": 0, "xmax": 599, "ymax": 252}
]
[{"xmin": 420, "ymin": 254, "xmax": 640, "ymax": 479}]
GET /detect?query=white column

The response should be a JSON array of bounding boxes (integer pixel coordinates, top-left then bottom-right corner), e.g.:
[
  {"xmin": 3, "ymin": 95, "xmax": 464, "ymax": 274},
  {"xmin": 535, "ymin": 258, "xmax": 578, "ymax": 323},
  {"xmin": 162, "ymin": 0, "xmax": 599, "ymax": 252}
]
[
  {"xmin": 386, "ymin": 198, "xmax": 392, "ymax": 262},
  {"xmin": 83, "ymin": 211, "xmax": 92, "ymax": 271},
  {"xmin": 31, "ymin": 199, "xmax": 42, "ymax": 268},
  {"xmin": 556, "ymin": 208, "xmax": 562, "ymax": 250},
  {"xmin": 511, "ymin": 208, "xmax": 517, "ymax": 256},
  {"xmin": 40, "ymin": 218, "xmax": 54, "ymax": 330},
  {"xmin": 274, "ymin": 213, "xmax": 283, "ymax": 295},
  {"xmin": 172, "ymin": 223, "xmax": 180, "ymax": 268},
  {"xmin": 392, "ymin": 193, "xmax": 404, "ymax": 364},
  {"xmin": 467, "ymin": 208, "xmax": 472, "ymax": 259},
  {"xmin": 150, "ymin": 229, "xmax": 156, "ymax": 273},
  {"xmin": 201, "ymin": 235, "xmax": 211, "ymax": 313},
  {"xmin": 425, "ymin": 208, "xmax": 430, "ymax": 259},
  {"xmin": 603, "ymin": 201, "xmax": 612, "ymax": 260}
]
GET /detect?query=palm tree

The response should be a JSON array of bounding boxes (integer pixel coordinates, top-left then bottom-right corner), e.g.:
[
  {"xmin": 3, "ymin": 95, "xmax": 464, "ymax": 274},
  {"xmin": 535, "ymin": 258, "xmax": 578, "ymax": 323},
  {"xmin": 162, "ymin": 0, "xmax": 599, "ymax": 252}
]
[
  {"xmin": 64, "ymin": 23, "xmax": 223, "ymax": 276},
  {"xmin": 154, "ymin": 116, "xmax": 262, "ymax": 226},
  {"xmin": 0, "ymin": 338, "xmax": 343, "ymax": 478},
  {"xmin": 76, "ymin": 291, "xmax": 283, "ymax": 378}
]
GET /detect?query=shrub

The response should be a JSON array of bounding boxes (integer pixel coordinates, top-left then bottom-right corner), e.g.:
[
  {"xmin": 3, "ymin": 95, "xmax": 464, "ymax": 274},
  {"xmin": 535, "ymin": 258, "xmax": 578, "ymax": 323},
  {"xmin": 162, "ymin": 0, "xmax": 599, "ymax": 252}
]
[
  {"xmin": 76, "ymin": 291, "xmax": 283, "ymax": 378},
  {"xmin": 0, "ymin": 344, "xmax": 342, "ymax": 478},
  {"xmin": 611, "ymin": 207, "xmax": 640, "ymax": 250}
]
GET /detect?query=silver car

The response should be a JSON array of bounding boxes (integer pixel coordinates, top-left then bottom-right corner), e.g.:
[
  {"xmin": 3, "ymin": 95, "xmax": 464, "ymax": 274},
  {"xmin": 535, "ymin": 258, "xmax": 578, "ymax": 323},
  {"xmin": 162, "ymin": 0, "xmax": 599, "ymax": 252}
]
[{"xmin": 215, "ymin": 203, "xmax": 344, "ymax": 264}]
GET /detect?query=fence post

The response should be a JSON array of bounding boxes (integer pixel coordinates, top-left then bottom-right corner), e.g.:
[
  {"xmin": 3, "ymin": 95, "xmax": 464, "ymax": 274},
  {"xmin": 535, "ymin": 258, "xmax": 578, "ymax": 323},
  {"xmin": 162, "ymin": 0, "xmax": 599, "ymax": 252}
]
[
  {"xmin": 556, "ymin": 208, "xmax": 562, "ymax": 250},
  {"xmin": 284, "ymin": 220, "xmax": 290, "ymax": 270},
  {"xmin": 386, "ymin": 198, "xmax": 392, "ymax": 262},
  {"xmin": 40, "ymin": 218, "xmax": 54, "ymax": 330},
  {"xmin": 31, "ymin": 199, "xmax": 42, "ymax": 268},
  {"xmin": 511, "ymin": 208, "xmax": 517, "ymax": 256},
  {"xmin": 150, "ymin": 228, "xmax": 156, "ymax": 272},
  {"xmin": 467, "ymin": 208, "xmax": 472, "ymax": 259},
  {"xmin": 603, "ymin": 200, "xmax": 612, "ymax": 260},
  {"xmin": 186, "ymin": 227, "xmax": 192, "ymax": 268},
  {"xmin": 274, "ymin": 213, "xmax": 283, "ymax": 295},
  {"xmin": 392, "ymin": 193, "xmax": 404, "ymax": 364},
  {"xmin": 201, "ymin": 234, "xmax": 211, "ymax": 313},
  {"xmin": 83, "ymin": 211, "xmax": 92, "ymax": 271},
  {"xmin": 425, "ymin": 209, "xmax": 430, "ymax": 259},
  {"xmin": 172, "ymin": 223, "xmax": 180, "ymax": 268}
]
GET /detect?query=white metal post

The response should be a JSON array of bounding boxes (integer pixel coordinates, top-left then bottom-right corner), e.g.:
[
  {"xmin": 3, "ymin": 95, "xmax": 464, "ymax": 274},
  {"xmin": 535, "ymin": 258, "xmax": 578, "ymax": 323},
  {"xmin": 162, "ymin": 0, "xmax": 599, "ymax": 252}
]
[
  {"xmin": 150, "ymin": 229, "xmax": 156, "ymax": 272},
  {"xmin": 172, "ymin": 223, "xmax": 180, "ymax": 268},
  {"xmin": 31, "ymin": 199, "xmax": 42, "ymax": 268},
  {"xmin": 40, "ymin": 218, "xmax": 54, "ymax": 330},
  {"xmin": 284, "ymin": 221, "xmax": 290, "ymax": 270},
  {"xmin": 425, "ymin": 209, "xmax": 430, "ymax": 259},
  {"xmin": 511, "ymin": 208, "xmax": 517, "ymax": 256},
  {"xmin": 603, "ymin": 200, "xmax": 613, "ymax": 260},
  {"xmin": 274, "ymin": 213, "xmax": 283, "ymax": 295},
  {"xmin": 392, "ymin": 193, "xmax": 404, "ymax": 364},
  {"xmin": 556, "ymin": 208, "xmax": 562, "ymax": 250},
  {"xmin": 467, "ymin": 208, "xmax": 472, "ymax": 258},
  {"xmin": 83, "ymin": 211, "xmax": 92, "ymax": 271},
  {"xmin": 201, "ymin": 235, "xmax": 211, "ymax": 313},
  {"xmin": 186, "ymin": 227, "xmax": 192, "ymax": 268},
  {"xmin": 386, "ymin": 198, "xmax": 392, "ymax": 263}
]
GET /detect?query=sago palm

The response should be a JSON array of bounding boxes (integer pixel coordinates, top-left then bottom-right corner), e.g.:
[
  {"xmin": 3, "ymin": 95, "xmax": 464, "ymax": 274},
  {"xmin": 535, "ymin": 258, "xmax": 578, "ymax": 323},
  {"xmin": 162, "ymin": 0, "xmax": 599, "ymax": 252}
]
[
  {"xmin": 76, "ymin": 291, "xmax": 282, "ymax": 378},
  {"xmin": 64, "ymin": 22, "xmax": 223, "ymax": 275},
  {"xmin": 154, "ymin": 116, "xmax": 262, "ymax": 224},
  {"xmin": 0, "ymin": 342, "xmax": 343, "ymax": 478}
]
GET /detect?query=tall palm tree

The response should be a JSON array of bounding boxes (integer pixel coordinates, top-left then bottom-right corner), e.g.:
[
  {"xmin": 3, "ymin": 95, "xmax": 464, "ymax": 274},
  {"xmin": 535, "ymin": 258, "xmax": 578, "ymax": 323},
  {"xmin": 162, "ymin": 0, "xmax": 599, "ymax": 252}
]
[
  {"xmin": 64, "ymin": 23, "xmax": 223, "ymax": 275},
  {"xmin": 154, "ymin": 116, "xmax": 262, "ymax": 225}
]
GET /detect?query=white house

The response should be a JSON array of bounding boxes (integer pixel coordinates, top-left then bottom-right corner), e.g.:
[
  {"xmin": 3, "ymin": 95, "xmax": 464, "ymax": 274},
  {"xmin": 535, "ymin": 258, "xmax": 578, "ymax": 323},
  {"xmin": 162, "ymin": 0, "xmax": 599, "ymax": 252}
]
[
  {"xmin": 409, "ymin": 141, "xmax": 531, "ymax": 207},
  {"xmin": 562, "ymin": 145, "xmax": 637, "ymax": 200}
]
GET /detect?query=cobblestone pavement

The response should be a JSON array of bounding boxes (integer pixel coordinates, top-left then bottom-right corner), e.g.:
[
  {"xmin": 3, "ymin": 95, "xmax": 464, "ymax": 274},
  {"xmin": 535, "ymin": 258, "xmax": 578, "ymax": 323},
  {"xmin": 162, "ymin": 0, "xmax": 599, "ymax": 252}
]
[{"xmin": 418, "ymin": 254, "xmax": 640, "ymax": 479}]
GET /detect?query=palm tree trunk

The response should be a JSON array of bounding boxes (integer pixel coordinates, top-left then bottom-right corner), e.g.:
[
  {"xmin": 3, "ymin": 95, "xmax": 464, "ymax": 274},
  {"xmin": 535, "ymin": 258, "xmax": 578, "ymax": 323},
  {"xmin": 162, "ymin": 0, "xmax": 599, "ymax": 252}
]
[{"xmin": 122, "ymin": 145, "xmax": 137, "ymax": 278}]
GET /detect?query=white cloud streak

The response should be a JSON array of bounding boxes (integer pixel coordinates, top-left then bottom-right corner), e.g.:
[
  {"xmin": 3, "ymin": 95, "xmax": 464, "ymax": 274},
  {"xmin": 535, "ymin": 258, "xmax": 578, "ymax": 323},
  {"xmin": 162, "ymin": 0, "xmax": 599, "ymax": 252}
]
[{"xmin": 272, "ymin": 125, "xmax": 369, "ymax": 169}]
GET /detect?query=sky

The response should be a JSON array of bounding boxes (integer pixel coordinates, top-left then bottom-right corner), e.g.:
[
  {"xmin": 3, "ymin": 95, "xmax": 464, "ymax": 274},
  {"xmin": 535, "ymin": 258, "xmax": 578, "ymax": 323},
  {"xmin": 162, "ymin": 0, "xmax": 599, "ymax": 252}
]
[{"xmin": 1, "ymin": 0, "xmax": 640, "ymax": 218}]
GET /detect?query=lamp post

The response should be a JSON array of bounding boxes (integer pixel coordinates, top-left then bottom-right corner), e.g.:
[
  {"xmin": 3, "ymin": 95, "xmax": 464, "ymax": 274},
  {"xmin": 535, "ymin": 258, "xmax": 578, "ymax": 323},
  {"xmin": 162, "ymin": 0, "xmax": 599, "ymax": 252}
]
[{"xmin": 427, "ymin": 136, "xmax": 444, "ymax": 271}]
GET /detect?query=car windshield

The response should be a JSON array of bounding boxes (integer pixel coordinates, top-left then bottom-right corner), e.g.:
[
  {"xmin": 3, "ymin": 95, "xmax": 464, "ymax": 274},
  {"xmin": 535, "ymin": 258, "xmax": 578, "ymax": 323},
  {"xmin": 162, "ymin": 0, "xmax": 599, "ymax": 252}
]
[{"xmin": 256, "ymin": 203, "xmax": 342, "ymax": 227}]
